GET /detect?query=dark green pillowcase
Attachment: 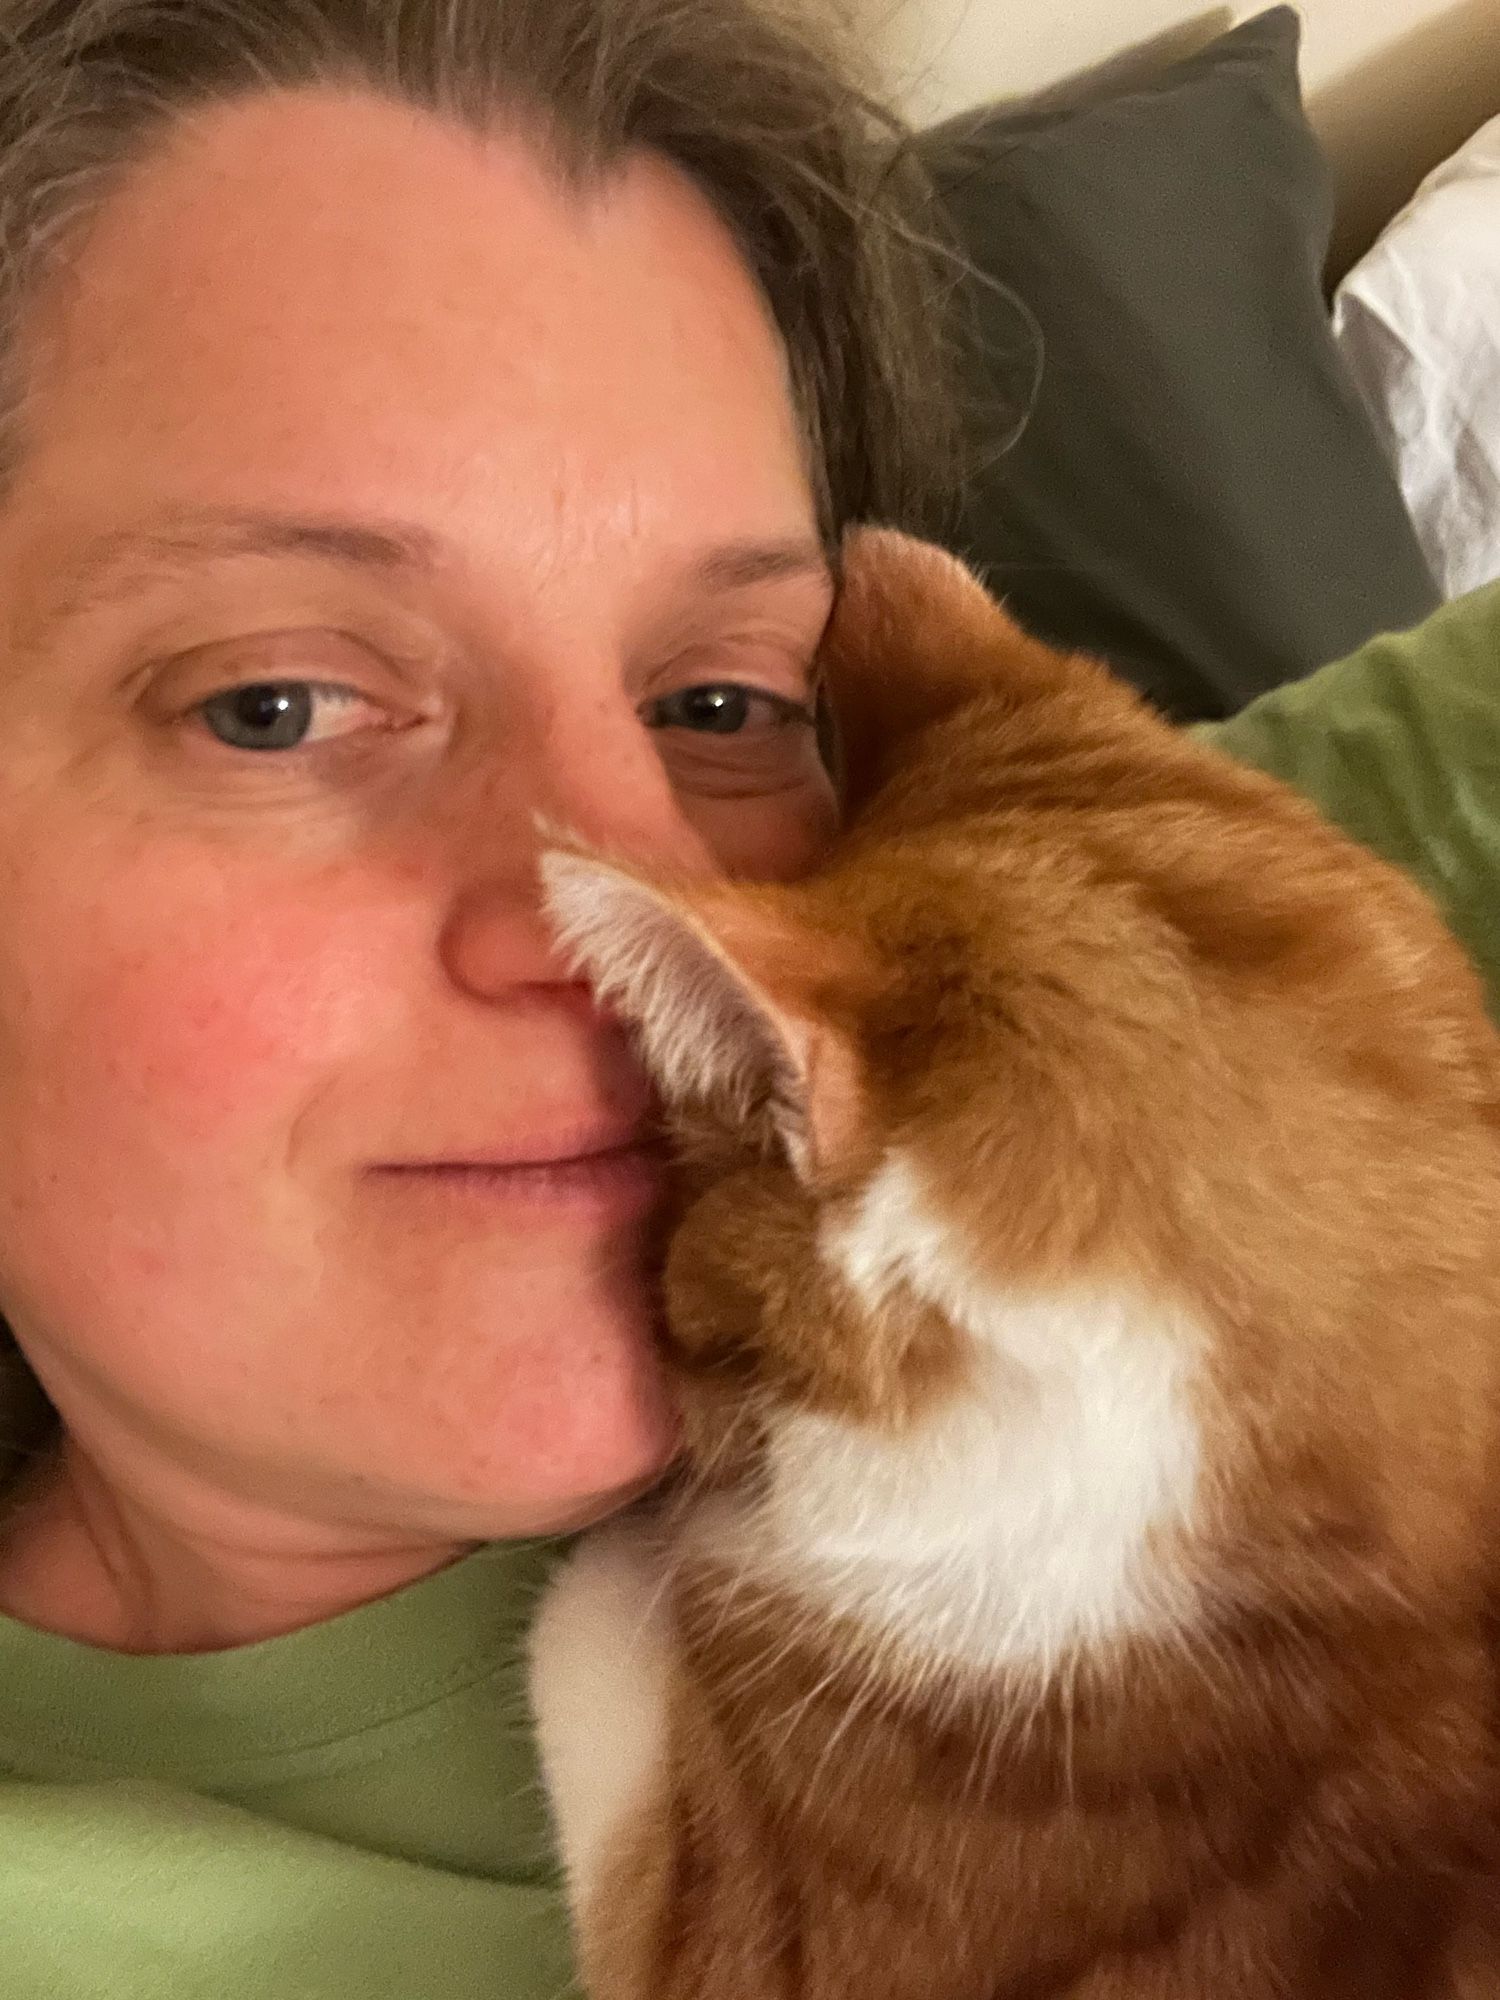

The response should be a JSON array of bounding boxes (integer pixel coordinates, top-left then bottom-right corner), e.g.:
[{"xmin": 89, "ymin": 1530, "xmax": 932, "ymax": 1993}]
[{"xmin": 921, "ymin": 7, "xmax": 1440, "ymax": 721}]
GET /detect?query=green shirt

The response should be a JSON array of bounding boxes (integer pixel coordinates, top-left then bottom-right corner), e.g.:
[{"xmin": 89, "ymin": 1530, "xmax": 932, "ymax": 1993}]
[
  {"xmin": 0, "ymin": 1537, "xmax": 576, "ymax": 1998},
  {"xmin": 0, "ymin": 584, "xmax": 1496, "ymax": 1998}
]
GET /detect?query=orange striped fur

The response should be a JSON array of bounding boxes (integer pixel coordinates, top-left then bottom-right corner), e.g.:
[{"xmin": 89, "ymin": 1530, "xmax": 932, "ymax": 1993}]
[{"xmin": 530, "ymin": 530, "xmax": 1500, "ymax": 1999}]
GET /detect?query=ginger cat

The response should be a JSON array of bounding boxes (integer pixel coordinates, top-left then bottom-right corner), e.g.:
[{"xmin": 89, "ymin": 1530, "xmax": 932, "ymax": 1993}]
[{"xmin": 528, "ymin": 529, "xmax": 1500, "ymax": 1998}]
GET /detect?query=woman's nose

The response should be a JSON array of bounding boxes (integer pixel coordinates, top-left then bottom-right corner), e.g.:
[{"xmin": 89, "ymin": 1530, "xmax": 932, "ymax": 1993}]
[{"xmin": 437, "ymin": 694, "xmax": 716, "ymax": 1006}]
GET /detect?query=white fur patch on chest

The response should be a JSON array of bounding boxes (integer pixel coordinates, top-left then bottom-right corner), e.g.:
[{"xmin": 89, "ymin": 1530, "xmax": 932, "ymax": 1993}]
[
  {"xmin": 528, "ymin": 1519, "xmax": 672, "ymax": 1922},
  {"xmin": 697, "ymin": 1152, "xmax": 1206, "ymax": 1677}
]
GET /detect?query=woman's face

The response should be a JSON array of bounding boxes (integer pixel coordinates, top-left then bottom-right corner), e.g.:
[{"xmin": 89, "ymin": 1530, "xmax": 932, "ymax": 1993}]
[{"xmin": 0, "ymin": 90, "xmax": 836, "ymax": 1541}]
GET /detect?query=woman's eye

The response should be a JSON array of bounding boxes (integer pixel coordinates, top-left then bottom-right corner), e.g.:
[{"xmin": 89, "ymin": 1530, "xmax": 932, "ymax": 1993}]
[
  {"xmin": 644, "ymin": 683, "xmax": 811, "ymax": 737},
  {"xmin": 197, "ymin": 681, "xmax": 383, "ymax": 753}
]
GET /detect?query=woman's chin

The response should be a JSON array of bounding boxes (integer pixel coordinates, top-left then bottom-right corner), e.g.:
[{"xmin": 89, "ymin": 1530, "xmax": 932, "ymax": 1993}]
[
  {"xmin": 436, "ymin": 1446, "xmax": 680, "ymax": 1543},
  {"xmin": 425, "ymin": 1336, "xmax": 682, "ymax": 1540},
  {"xmin": 536, "ymin": 1459, "xmax": 679, "ymax": 1536},
  {"xmin": 529, "ymin": 1394, "xmax": 683, "ymax": 1536}
]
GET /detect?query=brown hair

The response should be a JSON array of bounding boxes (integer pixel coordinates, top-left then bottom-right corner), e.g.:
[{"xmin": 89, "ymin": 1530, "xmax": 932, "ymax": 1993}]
[{"xmin": 0, "ymin": 0, "xmax": 961, "ymax": 533}]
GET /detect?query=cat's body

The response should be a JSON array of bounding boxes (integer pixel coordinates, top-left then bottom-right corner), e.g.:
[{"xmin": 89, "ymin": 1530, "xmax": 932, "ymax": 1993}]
[{"xmin": 529, "ymin": 532, "xmax": 1500, "ymax": 1998}]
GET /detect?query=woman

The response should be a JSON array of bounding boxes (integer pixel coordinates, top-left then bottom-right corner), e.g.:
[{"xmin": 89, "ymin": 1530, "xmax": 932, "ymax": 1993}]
[
  {"xmin": 0, "ymin": 3, "xmax": 1493, "ymax": 1997},
  {"xmin": 0, "ymin": 3, "xmax": 946, "ymax": 1994}
]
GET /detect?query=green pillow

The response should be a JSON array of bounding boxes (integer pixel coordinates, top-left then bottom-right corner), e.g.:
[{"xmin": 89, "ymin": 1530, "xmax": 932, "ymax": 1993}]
[
  {"xmin": 1205, "ymin": 582, "xmax": 1500, "ymax": 1018},
  {"xmin": 922, "ymin": 7, "xmax": 1440, "ymax": 722}
]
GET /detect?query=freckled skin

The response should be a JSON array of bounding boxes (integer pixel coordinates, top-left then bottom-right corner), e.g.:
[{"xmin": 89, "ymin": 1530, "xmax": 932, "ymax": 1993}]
[{"xmin": 0, "ymin": 89, "xmax": 837, "ymax": 1649}]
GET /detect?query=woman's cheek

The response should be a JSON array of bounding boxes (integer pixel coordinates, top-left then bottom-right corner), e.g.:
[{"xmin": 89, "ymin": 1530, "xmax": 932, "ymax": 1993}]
[
  {"xmin": 692, "ymin": 772, "xmax": 837, "ymax": 879},
  {"xmin": 12, "ymin": 850, "xmax": 393, "ymax": 1148}
]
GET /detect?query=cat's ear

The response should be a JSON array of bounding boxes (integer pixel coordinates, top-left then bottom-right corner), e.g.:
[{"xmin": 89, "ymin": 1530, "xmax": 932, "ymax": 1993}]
[
  {"xmin": 540, "ymin": 850, "xmax": 866, "ymax": 1185},
  {"xmin": 820, "ymin": 527, "xmax": 1130, "ymax": 815}
]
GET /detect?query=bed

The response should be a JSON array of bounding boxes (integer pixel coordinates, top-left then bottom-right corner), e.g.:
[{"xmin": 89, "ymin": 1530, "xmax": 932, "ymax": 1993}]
[{"xmin": 917, "ymin": 5, "xmax": 1498, "ymax": 722}]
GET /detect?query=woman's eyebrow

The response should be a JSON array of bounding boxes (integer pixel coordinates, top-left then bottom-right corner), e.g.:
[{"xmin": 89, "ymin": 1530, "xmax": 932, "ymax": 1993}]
[
  {"xmin": 38, "ymin": 507, "xmax": 441, "ymax": 631},
  {"xmin": 36, "ymin": 510, "xmax": 831, "ymax": 635},
  {"xmin": 690, "ymin": 537, "xmax": 831, "ymax": 595}
]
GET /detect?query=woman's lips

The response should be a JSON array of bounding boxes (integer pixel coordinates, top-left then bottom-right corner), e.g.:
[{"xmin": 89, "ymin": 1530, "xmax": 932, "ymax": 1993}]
[{"xmin": 367, "ymin": 1135, "xmax": 668, "ymax": 1217}]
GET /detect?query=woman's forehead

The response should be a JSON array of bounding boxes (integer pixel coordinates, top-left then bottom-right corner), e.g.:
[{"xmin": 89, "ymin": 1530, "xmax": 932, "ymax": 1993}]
[{"xmin": 12, "ymin": 87, "xmax": 819, "ymax": 588}]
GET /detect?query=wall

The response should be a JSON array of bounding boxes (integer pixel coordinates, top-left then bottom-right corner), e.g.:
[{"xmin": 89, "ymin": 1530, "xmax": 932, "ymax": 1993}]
[{"xmin": 863, "ymin": 0, "xmax": 1500, "ymax": 267}]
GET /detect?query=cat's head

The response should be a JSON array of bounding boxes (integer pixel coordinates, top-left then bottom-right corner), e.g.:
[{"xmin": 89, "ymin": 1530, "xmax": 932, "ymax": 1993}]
[{"xmin": 540, "ymin": 532, "xmax": 1500, "ymax": 1488}]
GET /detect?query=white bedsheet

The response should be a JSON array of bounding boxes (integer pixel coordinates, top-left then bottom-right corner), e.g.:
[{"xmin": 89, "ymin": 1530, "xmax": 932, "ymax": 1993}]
[{"xmin": 1334, "ymin": 115, "xmax": 1500, "ymax": 601}]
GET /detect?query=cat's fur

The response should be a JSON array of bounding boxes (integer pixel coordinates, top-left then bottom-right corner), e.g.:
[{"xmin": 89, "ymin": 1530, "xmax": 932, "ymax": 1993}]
[{"xmin": 529, "ymin": 530, "xmax": 1500, "ymax": 1998}]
